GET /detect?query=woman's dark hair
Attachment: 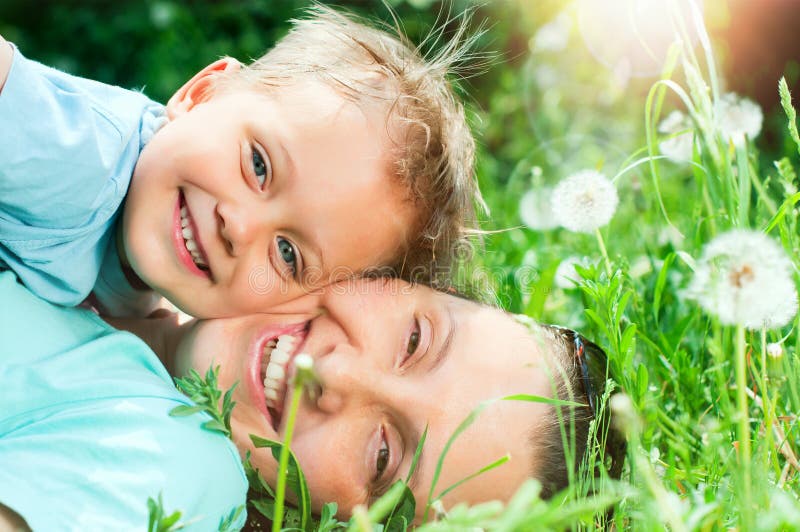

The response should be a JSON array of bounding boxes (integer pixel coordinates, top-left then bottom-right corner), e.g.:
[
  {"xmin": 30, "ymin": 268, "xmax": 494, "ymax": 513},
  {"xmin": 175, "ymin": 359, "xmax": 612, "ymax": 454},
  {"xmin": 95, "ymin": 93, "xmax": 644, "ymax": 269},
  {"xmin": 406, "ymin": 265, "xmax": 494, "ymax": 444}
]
[{"xmin": 530, "ymin": 326, "xmax": 626, "ymax": 499}]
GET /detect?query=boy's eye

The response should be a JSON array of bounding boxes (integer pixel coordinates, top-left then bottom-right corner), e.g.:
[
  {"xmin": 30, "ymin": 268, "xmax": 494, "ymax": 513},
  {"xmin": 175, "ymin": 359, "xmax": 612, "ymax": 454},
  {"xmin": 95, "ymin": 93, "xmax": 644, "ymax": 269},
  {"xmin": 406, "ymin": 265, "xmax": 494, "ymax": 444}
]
[
  {"xmin": 252, "ymin": 144, "xmax": 272, "ymax": 189},
  {"xmin": 277, "ymin": 237, "xmax": 298, "ymax": 277}
]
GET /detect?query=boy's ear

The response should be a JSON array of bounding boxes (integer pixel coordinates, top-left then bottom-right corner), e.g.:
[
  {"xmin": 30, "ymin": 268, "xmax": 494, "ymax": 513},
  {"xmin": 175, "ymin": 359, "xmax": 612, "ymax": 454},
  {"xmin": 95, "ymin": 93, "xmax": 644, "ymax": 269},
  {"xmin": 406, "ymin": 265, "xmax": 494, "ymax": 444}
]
[{"xmin": 166, "ymin": 57, "xmax": 242, "ymax": 119}]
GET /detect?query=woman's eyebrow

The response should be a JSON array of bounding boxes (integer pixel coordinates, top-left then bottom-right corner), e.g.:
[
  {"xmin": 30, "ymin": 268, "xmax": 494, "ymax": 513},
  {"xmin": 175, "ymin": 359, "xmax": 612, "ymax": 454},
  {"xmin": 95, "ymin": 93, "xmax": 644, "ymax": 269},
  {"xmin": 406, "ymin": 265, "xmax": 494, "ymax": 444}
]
[{"xmin": 429, "ymin": 304, "xmax": 456, "ymax": 373}]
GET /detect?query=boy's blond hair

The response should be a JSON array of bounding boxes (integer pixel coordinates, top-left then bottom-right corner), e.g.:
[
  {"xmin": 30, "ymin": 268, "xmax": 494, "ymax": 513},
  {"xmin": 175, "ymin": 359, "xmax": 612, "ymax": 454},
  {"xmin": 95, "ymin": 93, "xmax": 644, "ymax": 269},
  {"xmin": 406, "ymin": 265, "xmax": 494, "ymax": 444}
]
[{"xmin": 213, "ymin": 4, "xmax": 484, "ymax": 286}]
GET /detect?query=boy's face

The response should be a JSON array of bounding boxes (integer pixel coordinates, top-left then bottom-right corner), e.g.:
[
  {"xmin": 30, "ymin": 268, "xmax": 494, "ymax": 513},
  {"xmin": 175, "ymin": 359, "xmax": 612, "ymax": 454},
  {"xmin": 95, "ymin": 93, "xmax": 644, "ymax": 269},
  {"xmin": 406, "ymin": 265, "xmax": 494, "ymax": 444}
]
[{"xmin": 123, "ymin": 59, "xmax": 415, "ymax": 318}]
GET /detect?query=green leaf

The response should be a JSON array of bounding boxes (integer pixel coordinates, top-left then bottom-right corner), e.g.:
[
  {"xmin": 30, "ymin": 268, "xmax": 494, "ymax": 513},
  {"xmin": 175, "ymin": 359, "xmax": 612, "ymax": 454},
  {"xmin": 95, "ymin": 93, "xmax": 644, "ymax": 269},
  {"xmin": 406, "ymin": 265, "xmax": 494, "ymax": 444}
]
[
  {"xmin": 368, "ymin": 481, "xmax": 413, "ymax": 524},
  {"xmin": 251, "ymin": 498, "xmax": 275, "ymax": 519},
  {"xmin": 169, "ymin": 404, "xmax": 205, "ymax": 417},
  {"xmin": 652, "ymin": 252, "xmax": 676, "ymax": 323},
  {"xmin": 250, "ymin": 436, "xmax": 312, "ymax": 531},
  {"xmin": 435, "ymin": 454, "xmax": 511, "ymax": 501},
  {"xmin": 172, "ymin": 366, "xmax": 237, "ymax": 438},
  {"xmin": 779, "ymin": 77, "xmax": 800, "ymax": 157},
  {"xmin": 218, "ymin": 505, "xmax": 245, "ymax": 532},
  {"xmin": 202, "ymin": 419, "xmax": 228, "ymax": 435},
  {"xmin": 425, "ymin": 400, "xmax": 491, "ymax": 520},
  {"xmin": 317, "ymin": 503, "xmax": 345, "ymax": 532},
  {"xmin": 146, "ymin": 493, "xmax": 185, "ymax": 532},
  {"xmin": 763, "ymin": 191, "xmax": 800, "ymax": 234},
  {"xmin": 502, "ymin": 393, "xmax": 586, "ymax": 408}
]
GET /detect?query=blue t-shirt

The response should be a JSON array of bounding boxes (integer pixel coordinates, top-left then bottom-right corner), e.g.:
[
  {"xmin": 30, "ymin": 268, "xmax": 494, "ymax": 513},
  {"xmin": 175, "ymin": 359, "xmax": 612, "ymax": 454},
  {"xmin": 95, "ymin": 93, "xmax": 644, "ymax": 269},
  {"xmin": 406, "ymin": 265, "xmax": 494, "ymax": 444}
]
[
  {"xmin": 0, "ymin": 44, "xmax": 165, "ymax": 313},
  {"xmin": 0, "ymin": 271, "xmax": 248, "ymax": 530}
]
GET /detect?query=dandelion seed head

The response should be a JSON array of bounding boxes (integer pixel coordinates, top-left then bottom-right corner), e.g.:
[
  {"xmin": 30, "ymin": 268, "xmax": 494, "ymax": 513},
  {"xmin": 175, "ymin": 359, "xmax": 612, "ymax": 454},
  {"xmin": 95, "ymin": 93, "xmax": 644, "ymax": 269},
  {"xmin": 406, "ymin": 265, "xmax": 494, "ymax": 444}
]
[
  {"xmin": 519, "ymin": 187, "xmax": 559, "ymax": 230},
  {"xmin": 295, "ymin": 353, "xmax": 313, "ymax": 370},
  {"xmin": 551, "ymin": 170, "xmax": 619, "ymax": 233},
  {"xmin": 716, "ymin": 92, "xmax": 763, "ymax": 148},
  {"xmin": 767, "ymin": 343, "xmax": 784, "ymax": 359},
  {"xmin": 658, "ymin": 110, "xmax": 694, "ymax": 162},
  {"xmin": 688, "ymin": 230, "xmax": 798, "ymax": 329},
  {"xmin": 609, "ymin": 392, "xmax": 639, "ymax": 434}
]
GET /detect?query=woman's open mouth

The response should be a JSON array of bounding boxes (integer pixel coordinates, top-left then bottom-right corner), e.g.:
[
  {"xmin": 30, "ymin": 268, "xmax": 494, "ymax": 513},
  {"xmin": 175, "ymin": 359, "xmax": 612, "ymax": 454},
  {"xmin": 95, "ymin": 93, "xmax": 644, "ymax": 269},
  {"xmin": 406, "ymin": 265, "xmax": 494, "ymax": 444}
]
[
  {"xmin": 174, "ymin": 191, "xmax": 212, "ymax": 279},
  {"xmin": 254, "ymin": 324, "xmax": 310, "ymax": 433}
]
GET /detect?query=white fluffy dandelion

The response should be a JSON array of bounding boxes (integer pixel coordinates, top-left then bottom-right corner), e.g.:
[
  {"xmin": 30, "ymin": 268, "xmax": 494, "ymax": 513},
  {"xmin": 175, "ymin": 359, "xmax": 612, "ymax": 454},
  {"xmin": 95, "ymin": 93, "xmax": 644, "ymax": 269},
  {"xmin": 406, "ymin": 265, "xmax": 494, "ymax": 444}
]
[
  {"xmin": 658, "ymin": 110, "xmax": 694, "ymax": 163},
  {"xmin": 551, "ymin": 170, "xmax": 619, "ymax": 233},
  {"xmin": 688, "ymin": 230, "xmax": 798, "ymax": 329},
  {"xmin": 519, "ymin": 187, "xmax": 559, "ymax": 230},
  {"xmin": 715, "ymin": 92, "xmax": 763, "ymax": 148}
]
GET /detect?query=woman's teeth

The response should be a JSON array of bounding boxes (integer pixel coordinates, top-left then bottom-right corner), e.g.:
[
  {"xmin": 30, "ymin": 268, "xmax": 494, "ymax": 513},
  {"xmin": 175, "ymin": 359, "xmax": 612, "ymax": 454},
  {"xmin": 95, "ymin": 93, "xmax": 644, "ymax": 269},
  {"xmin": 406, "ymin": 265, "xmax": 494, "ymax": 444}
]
[
  {"xmin": 263, "ymin": 334, "xmax": 296, "ymax": 409},
  {"xmin": 180, "ymin": 206, "xmax": 209, "ymax": 271}
]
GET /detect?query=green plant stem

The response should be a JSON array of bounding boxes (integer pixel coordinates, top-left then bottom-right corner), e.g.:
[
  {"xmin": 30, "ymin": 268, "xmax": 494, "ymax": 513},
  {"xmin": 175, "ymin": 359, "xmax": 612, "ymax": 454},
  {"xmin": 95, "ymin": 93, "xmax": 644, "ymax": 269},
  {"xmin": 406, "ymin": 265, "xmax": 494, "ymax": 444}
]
[
  {"xmin": 272, "ymin": 379, "xmax": 304, "ymax": 532},
  {"xmin": 595, "ymin": 228, "xmax": 612, "ymax": 277},
  {"xmin": 758, "ymin": 328, "xmax": 781, "ymax": 477},
  {"xmin": 701, "ymin": 178, "xmax": 718, "ymax": 235},
  {"xmin": 735, "ymin": 325, "xmax": 752, "ymax": 520}
]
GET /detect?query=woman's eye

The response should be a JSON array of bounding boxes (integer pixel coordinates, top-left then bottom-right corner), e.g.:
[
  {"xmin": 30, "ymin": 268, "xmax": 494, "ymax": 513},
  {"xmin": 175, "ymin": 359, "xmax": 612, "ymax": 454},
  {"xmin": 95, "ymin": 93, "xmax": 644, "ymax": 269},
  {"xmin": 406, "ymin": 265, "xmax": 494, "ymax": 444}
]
[
  {"xmin": 407, "ymin": 321, "xmax": 420, "ymax": 356},
  {"xmin": 375, "ymin": 433, "xmax": 390, "ymax": 480},
  {"xmin": 401, "ymin": 318, "xmax": 422, "ymax": 365},
  {"xmin": 277, "ymin": 237, "xmax": 298, "ymax": 277},
  {"xmin": 252, "ymin": 144, "xmax": 272, "ymax": 189}
]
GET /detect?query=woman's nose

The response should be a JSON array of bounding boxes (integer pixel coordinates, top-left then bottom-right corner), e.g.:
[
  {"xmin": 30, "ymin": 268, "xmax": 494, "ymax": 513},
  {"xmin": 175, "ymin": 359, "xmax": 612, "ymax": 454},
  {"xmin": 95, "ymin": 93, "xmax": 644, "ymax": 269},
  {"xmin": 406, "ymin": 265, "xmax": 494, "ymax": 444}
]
[
  {"xmin": 216, "ymin": 201, "xmax": 260, "ymax": 256},
  {"xmin": 311, "ymin": 349, "xmax": 382, "ymax": 414}
]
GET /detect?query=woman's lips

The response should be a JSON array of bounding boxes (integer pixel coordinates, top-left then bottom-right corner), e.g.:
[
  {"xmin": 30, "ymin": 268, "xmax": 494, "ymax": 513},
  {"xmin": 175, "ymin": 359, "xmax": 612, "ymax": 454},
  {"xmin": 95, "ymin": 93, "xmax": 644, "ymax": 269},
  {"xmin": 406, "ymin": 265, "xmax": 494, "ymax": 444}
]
[
  {"xmin": 248, "ymin": 322, "xmax": 310, "ymax": 433},
  {"xmin": 173, "ymin": 191, "xmax": 212, "ymax": 279}
]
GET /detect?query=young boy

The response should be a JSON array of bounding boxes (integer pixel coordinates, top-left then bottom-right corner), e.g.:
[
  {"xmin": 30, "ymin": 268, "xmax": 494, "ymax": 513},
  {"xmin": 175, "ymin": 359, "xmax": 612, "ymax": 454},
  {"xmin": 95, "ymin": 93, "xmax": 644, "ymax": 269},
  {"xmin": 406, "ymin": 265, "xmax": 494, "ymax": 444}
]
[{"xmin": 0, "ymin": 6, "xmax": 480, "ymax": 318}]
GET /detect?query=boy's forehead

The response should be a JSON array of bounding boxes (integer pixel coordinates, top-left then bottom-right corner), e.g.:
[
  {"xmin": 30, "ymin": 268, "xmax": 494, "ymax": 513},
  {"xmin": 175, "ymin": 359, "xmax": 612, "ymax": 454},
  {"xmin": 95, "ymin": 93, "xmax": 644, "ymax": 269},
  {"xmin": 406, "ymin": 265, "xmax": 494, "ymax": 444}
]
[{"xmin": 264, "ymin": 77, "xmax": 390, "ymax": 124}]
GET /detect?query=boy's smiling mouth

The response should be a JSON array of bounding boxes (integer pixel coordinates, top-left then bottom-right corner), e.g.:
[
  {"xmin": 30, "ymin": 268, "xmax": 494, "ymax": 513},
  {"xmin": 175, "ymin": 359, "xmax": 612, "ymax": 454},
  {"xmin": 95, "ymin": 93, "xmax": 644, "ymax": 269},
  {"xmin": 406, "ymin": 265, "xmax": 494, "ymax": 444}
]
[{"xmin": 174, "ymin": 191, "xmax": 212, "ymax": 279}]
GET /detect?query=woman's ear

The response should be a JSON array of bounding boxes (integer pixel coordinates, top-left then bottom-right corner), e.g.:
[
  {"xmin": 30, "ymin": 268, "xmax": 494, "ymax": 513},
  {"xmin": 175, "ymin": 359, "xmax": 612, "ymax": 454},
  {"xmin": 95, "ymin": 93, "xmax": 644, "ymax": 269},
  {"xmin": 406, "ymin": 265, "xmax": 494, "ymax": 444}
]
[{"xmin": 166, "ymin": 57, "xmax": 242, "ymax": 119}]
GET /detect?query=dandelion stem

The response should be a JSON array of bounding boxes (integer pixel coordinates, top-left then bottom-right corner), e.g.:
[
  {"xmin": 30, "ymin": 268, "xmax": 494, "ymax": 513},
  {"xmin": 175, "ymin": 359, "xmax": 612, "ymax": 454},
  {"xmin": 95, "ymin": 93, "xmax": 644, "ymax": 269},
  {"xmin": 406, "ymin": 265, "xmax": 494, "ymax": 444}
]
[
  {"xmin": 734, "ymin": 324, "xmax": 752, "ymax": 519},
  {"xmin": 595, "ymin": 228, "xmax": 612, "ymax": 277},
  {"xmin": 272, "ymin": 376, "xmax": 304, "ymax": 532}
]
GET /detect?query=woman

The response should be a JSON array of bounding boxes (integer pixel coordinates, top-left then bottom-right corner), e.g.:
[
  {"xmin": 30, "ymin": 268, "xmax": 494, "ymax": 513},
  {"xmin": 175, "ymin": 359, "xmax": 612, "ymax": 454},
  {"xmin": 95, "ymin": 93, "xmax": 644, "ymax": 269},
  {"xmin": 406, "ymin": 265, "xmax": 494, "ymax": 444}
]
[
  {"xmin": 127, "ymin": 276, "xmax": 624, "ymax": 522},
  {"xmin": 1, "ymin": 270, "xmax": 621, "ymax": 528}
]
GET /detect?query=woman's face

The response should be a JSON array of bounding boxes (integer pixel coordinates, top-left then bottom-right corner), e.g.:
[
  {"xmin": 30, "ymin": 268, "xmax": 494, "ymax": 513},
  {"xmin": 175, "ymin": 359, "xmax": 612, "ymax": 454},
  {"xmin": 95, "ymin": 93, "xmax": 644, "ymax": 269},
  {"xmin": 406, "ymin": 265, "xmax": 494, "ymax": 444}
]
[{"xmin": 174, "ymin": 279, "xmax": 558, "ymax": 516}]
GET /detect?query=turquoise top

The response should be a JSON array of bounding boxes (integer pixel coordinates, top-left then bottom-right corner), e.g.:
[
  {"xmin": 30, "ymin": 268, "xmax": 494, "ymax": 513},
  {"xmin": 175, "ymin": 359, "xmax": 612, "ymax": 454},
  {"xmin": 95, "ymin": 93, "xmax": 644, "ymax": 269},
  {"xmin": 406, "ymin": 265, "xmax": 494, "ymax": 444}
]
[
  {"xmin": 0, "ymin": 44, "xmax": 164, "ymax": 315},
  {"xmin": 0, "ymin": 271, "xmax": 248, "ymax": 530}
]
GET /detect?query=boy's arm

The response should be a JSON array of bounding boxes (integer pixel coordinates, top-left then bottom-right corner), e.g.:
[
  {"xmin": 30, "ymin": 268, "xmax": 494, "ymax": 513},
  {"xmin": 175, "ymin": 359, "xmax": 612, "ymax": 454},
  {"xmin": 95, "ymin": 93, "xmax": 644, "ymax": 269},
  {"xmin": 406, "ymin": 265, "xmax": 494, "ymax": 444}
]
[{"xmin": 0, "ymin": 35, "xmax": 13, "ymax": 94}]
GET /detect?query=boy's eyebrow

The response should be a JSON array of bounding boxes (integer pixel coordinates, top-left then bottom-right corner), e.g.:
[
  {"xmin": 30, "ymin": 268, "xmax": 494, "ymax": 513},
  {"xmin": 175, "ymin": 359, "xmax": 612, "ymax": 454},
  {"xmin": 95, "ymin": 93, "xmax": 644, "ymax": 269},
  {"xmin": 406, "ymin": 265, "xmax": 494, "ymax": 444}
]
[
  {"xmin": 274, "ymin": 139, "xmax": 295, "ymax": 179},
  {"xmin": 292, "ymin": 228, "xmax": 325, "ymax": 273}
]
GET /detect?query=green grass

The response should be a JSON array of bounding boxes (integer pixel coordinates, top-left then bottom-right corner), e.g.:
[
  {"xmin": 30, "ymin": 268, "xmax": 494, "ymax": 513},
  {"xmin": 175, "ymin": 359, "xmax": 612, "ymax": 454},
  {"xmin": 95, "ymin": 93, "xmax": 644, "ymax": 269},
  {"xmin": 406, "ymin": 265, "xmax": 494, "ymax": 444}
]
[{"xmin": 108, "ymin": 1, "xmax": 797, "ymax": 529}]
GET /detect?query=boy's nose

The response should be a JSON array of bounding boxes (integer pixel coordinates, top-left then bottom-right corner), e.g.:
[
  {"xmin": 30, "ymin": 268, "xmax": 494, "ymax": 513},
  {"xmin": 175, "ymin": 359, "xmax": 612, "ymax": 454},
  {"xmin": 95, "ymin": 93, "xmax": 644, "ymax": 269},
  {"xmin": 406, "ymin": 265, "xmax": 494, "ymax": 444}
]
[{"xmin": 216, "ymin": 201, "xmax": 260, "ymax": 255}]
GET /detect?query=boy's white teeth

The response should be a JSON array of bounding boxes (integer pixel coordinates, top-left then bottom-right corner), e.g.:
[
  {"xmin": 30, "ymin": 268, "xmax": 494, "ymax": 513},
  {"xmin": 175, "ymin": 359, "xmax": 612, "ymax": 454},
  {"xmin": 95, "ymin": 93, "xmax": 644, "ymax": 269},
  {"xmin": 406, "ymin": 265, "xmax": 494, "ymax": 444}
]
[
  {"xmin": 180, "ymin": 206, "xmax": 208, "ymax": 269},
  {"xmin": 262, "ymin": 334, "xmax": 298, "ymax": 411}
]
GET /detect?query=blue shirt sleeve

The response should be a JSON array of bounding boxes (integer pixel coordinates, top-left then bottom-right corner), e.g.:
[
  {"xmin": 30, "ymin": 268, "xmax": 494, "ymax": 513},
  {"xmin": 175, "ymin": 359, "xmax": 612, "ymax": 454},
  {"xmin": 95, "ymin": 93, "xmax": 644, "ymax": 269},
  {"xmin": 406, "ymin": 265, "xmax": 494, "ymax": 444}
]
[
  {"xmin": 0, "ymin": 44, "xmax": 164, "ymax": 306},
  {"xmin": 0, "ymin": 271, "xmax": 248, "ymax": 530}
]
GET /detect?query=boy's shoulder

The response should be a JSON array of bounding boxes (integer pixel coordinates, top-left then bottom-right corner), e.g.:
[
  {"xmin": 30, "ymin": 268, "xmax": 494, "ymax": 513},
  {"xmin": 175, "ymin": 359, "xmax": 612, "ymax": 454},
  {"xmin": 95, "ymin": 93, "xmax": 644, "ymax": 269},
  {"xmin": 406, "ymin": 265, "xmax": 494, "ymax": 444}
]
[{"xmin": 0, "ymin": 45, "xmax": 166, "ymax": 306}]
